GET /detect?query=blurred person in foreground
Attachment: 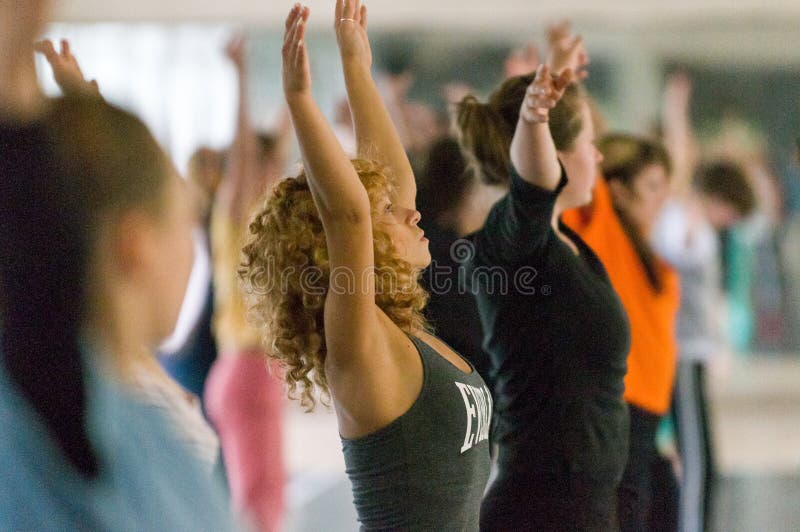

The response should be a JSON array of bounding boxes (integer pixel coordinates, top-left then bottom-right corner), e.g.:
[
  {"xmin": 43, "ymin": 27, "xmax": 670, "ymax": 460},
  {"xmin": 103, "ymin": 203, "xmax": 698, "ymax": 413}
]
[{"xmin": 0, "ymin": 5, "xmax": 240, "ymax": 526}]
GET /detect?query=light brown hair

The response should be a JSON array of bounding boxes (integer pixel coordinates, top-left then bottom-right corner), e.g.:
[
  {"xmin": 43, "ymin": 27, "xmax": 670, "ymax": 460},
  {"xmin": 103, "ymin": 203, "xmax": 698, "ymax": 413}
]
[
  {"xmin": 240, "ymin": 159, "xmax": 429, "ymax": 410},
  {"xmin": 456, "ymin": 74, "xmax": 586, "ymax": 185}
]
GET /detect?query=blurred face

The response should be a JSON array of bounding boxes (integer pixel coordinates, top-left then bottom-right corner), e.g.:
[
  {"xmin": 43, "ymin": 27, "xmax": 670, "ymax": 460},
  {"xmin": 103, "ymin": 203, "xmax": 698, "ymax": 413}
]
[
  {"xmin": 376, "ymin": 199, "xmax": 431, "ymax": 269},
  {"xmin": 609, "ymin": 163, "xmax": 671, "ymax": 236},
  {"xmin": 557, "ymin": 101, "xmax": 604, "ymax": 209},
  {"xmin": 146, "ymin": 174, "xmax": 195, "ymax": 344},
  {"xmin": 699, "ymin": 194, "xmax": 742, "ymax": 229}
]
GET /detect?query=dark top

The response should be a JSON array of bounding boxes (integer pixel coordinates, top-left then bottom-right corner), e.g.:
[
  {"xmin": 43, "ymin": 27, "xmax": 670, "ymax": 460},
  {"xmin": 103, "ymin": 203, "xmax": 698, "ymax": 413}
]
[
  {"xmin": 158, "ymin": 278, "xmax": 218, "ymax": 401},
  {"xmin": 467, "ymin": 166, "xmax": 630, "ymax": 522},
  {"xmin": 342, "ymin": 335, "xmax": 492, "ymax": 531},
  {"xmin": 420, "ymin": 221, "xmax": 493, "ymax": 387}
]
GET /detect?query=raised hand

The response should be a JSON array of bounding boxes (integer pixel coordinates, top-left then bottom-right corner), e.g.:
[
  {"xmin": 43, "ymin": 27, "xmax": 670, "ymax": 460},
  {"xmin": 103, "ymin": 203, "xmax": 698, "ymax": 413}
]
[
  {"xmin": 521, "ymin": 63, "xmax": 573, "ymax": 124},
  {"xmin": 546, "ymin": 21, "xmax": 588, "ymax": 80},
  {"xmin": 34, "ymin": 39, "xmax": 99, "ymax": 96},
  {"xmin": 334, "ymin": 0, "xmax": 371, "ymax": 69},
  {"xmin": 505, "ymin": 42, "xmax": 541, "ymax": 78},
  {"xmin": 663, "ymin": 71, "xmax": 692, "ymax": 113},
  {"xmin": 225, "ymin": 34, "xmax": 247, "ymax": 71},
  {"xmin": 282, "ymin": 4, "xmax": 311, "ymax": 97}
]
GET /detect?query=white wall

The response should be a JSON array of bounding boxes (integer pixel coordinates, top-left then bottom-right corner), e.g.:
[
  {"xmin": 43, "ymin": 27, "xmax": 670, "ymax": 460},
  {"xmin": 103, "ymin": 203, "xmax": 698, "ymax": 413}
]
[{"xmin": 53, "ymin": 0, "xmax": 800, "ymax": 29}]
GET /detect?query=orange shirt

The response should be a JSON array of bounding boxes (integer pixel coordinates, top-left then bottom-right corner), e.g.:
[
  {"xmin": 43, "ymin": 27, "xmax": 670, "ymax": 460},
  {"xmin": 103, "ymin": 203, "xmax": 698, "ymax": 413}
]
[{"xmin": 562, "ymin": 177, "xmax": 680, "ymax": 415}]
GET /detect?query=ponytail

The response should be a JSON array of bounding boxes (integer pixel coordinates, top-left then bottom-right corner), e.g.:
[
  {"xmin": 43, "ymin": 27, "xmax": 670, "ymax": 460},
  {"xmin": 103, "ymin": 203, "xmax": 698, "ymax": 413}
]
[
  {"xmin": 455, "ymin": 94, "xmax": 514, "ymax": 185},
  {"xmin": 0, "ymin": 114, "xmax": 98, "ymax": 478},
  {"xmin": 455, "ymin": 73, "xmax": 586, "ymax": 186}
]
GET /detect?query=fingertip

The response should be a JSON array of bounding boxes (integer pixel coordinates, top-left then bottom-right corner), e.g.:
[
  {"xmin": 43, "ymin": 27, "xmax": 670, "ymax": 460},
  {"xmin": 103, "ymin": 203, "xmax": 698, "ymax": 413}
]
[
  {"xmin": 538, "ymin": 63, "xmax": 549, "ymax": 78},
  {"xmin": 35, "ymin": 39, "xmax": 56, "ymax": 57}
]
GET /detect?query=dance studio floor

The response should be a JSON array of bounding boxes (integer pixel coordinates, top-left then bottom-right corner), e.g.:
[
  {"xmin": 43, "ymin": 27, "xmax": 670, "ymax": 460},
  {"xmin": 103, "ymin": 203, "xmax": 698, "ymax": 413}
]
[{"xmin": 282, "ymin": 353, "xmax": 800, "ymax": 532}]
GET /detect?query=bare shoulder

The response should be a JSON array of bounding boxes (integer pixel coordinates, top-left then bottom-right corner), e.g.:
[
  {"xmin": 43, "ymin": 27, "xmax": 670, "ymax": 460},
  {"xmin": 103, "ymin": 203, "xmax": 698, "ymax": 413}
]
[{"xmin": 325, "ymin": 307, "xmax": 424, "ymax": 439}]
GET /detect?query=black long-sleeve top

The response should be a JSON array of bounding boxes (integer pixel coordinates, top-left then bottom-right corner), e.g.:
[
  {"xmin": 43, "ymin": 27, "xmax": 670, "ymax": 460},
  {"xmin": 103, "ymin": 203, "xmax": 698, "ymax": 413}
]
[{"xmin": 466, "ymin": 165, "xmax": 630, "ymax": 484}]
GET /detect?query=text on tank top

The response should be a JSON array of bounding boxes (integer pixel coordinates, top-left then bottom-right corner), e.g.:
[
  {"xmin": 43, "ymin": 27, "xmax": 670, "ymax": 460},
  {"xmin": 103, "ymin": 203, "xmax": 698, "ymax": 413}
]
[{"xmin": 341, "ymin": 334, "xmax": 492, "ymax": 531}]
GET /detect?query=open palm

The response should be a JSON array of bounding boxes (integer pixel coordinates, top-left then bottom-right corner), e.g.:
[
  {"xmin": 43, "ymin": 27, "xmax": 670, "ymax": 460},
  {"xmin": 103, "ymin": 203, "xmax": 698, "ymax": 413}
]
[
  {"xmin": 282, "ymin": 4, "xmax": 312, "ymax": 96},
  {"xmin": 334, "ymin": 0, "xmax": 371, "ymax": 69},
  {"xmin": 546, "ymin": 21, "xmax": 589, "ymax": 80}
]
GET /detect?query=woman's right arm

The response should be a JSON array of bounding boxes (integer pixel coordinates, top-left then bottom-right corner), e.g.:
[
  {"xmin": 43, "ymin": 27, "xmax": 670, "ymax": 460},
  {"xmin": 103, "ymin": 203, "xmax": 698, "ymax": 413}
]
[
  {"xmin": 508, "ymin": 64, "xmax": 571, "ymax": 190},
  {"xmin": 282, "ymin": 5, "xmax": 381, "ymax": 363},
  {"xmin": 473, "ymin": 65, "xmax": 574, "ymax": 267}
]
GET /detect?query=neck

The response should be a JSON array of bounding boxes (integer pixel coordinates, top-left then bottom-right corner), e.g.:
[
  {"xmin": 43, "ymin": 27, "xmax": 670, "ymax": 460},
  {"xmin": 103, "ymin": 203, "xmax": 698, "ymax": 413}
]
[
  {"xmin": 0, "ymin": 53, "xmax": 46, "ymax": 122},
  {"xmin": 85, "ymin": 283, "xmax": 154, "ymax": 384},
  {"xmin": 550, "ymin": 198, "xmax": 567, "ymax": 233},
  {"xmin": 84, "ymin": 321, "xmax": 149, "ymax": 384}
]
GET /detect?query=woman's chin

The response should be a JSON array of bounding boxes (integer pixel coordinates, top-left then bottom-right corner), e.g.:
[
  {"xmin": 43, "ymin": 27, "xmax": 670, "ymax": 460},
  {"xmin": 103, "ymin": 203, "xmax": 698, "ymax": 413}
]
[{"xmin": 414, "ymin": 250, "xmax": 432, "ymax": 269}]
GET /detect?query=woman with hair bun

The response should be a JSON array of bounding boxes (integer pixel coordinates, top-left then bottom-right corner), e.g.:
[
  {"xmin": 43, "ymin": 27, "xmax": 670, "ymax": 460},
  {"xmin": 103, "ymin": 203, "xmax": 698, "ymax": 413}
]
[
  {"xmin": 455, "ymin": 30, "xmax": 630, "ymax": 530},
  {"xmin": 239, "ymin": 3, "xmax": 491, "ymax": 530}
]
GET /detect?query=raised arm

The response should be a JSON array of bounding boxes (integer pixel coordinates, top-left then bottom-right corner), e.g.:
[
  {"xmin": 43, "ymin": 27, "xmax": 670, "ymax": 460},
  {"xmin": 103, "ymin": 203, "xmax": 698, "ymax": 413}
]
[
  {"xmin": 662, "ymin": 71, "xmax": 698, "ymax": 196},
  {"xmin": 509, "ymin": 20, "xmax": 584, "ymax": 187},
  {"xmin": 215, "ymin": 35, "xmax": 263, "ymax": 224},
  {"xmin": 471, "ymin": 65, "xmax": 576, "ymax": 269},
  {"xmin": 0, "ymin": 5, "xmax": 46, "ymax": 120},
  {"xmin": 505, "ymin": 42, "xmax": 541, "ymax": 78},
  {"xmin": 509, "ymin": 64, "xmax": 573, "ymax": 189},
  {"xmin": 334, "ymin": 0, "xmax": 416, "ymax": 208},
  {"xmin": 34, "ymin": 39, "xmax": 101, "ymax": 97},
  {"xmin": 546, "ymin": 21, "xmax": 589, "ymax": 79},
  {"xmin": 282, "ymin": 5, "xmax": 379, "ymax": 358}
]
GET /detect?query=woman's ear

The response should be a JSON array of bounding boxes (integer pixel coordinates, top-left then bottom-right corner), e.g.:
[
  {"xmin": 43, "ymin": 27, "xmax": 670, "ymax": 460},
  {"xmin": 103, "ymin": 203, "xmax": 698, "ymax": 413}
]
[{"xmin": 106, "ymin": 211, "xmax": 159, "ymax": 277}]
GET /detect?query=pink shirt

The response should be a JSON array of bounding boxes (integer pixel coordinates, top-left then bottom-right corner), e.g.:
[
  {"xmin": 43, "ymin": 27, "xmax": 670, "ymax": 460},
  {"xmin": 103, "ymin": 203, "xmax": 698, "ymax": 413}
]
[{"xmin": 205, "ymin": 354, "xmax": 285, "ymax": 532}]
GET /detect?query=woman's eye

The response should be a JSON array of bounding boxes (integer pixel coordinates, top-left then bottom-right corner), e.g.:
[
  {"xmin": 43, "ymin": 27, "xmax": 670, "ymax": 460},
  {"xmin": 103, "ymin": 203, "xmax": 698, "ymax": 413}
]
[{"xmin": 385, "ymin": 203, "xmax": 394, "ymax": 213}]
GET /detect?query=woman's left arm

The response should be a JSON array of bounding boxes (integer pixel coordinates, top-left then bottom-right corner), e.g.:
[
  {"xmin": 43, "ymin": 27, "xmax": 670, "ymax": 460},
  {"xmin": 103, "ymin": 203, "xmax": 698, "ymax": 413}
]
[{"xmin": 335, "ymin": 0, "xmax": 416, "ymax": 208}]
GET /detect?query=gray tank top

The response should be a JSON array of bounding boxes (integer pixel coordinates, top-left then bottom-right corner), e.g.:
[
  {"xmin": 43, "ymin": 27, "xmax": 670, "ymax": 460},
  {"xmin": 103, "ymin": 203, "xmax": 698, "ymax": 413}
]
[{"xmin": 341, "ymin": 334, "xmax": 492, "ymax": 531}]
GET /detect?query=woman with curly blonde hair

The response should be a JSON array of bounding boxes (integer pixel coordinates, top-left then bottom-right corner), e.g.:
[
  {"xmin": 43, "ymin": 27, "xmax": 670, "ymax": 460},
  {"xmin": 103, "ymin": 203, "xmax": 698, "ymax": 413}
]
[{"xmin": 240, "ymin": 3, "xmax": 491, "ymax": 529}]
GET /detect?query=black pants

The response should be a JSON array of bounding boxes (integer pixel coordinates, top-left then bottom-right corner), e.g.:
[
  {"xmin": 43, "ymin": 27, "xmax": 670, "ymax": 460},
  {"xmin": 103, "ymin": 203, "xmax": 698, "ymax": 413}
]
[
  {"xmin": 671, "ymin": 361, "xmax": 716, "ymax": 532},
  {"xmin": 482, "ymin": 465, "xmax": 619, "ymax": 531},
  {"xmin": 618, "ymin": 404, "xmax": 678, "ymax": 532}
]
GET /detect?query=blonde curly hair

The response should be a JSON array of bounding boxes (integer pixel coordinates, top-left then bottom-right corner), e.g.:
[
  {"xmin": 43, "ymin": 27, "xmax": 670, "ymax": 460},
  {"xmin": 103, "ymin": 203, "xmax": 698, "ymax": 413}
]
[{"xmin": 240, "ymin": 159, "xmax": 429, "ymax": 410}]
